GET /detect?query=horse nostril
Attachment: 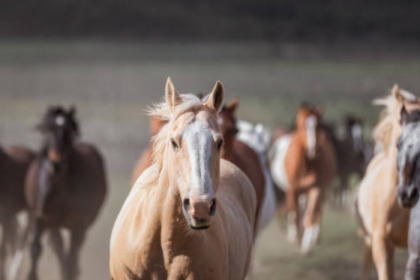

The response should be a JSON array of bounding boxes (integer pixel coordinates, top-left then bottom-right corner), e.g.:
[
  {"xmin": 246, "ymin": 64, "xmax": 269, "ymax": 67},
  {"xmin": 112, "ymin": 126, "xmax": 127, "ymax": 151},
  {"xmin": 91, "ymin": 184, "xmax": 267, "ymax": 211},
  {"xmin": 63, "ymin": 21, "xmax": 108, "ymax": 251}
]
[
  {"xmin": 209, "ymin": 199, "xmax": 216, "ymax": 216},
  {"xmin": 183, "ymin": 198, "xmax": 190, "ymax": 209},
  {"xmin": 410, "ymin": 188, "xmax": 418, "ymax": 200}
]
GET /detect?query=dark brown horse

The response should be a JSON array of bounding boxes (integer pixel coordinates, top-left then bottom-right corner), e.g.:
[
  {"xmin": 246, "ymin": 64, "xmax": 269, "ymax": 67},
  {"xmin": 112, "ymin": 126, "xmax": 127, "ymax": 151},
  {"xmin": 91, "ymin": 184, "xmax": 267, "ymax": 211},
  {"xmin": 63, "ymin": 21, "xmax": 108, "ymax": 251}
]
[
  {"xmin": 332, "ymin": 115, "xmax": 372, "ymax": 206},
  {"xmin": 0, "ymin": 144, "xmax": 34, "ymax": 280},
  {"xmin": 24, "ymin": 106, "xmax": 107, "ymax": 280},
  {"xmin": 218, "ymin": 100, "xmax": 265, "ymax": 235}
]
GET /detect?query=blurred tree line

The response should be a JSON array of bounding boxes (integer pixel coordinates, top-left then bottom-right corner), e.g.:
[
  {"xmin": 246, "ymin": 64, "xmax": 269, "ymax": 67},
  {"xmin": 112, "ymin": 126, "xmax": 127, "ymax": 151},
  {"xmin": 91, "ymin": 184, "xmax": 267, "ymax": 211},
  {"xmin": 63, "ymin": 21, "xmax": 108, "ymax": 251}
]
[{"xmin": 0, "ymin": 0, "xmax": 418, "ymax": 41}]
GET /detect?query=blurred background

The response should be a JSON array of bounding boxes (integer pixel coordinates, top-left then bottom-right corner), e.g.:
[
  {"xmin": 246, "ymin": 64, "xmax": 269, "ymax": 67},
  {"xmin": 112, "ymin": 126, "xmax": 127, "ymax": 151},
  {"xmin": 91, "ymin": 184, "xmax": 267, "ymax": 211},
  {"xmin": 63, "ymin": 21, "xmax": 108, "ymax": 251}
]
[{"xmin": 1, "ymin": 1, "xmax": 419, "ymax": 279}]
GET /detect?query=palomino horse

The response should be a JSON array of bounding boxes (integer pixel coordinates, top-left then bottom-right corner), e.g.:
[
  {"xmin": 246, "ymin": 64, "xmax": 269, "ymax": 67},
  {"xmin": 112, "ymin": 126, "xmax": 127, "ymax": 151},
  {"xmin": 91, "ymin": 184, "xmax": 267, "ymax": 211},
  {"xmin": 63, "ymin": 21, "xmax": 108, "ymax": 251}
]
[
  {"xmin": 356, "ymin": 85, "xmax": 420, "ymax": 280},
  {"xmin": 218, "ymin": 100, "xmax": 266, "ymax": 233},
  {"xmin": 110, "ymin": 78, "xmax": 256, "ymax": 280},
  {"xmin": 396, "ymin": 105, "xmax": 420, "ymax": 279},
  {"xmin": 131, "ymin": 117, "xmax": 166, "ymax": 184},
  {"xmin": 270, "ymin": 104, "xmax": 337, "ymax": 254},
  {"xmin": 23, "ymin": 106, "xmax": 107, "ymax": 280},
  {"xmin": 0, "ymin": 143, "xmax": 34, "ymax": 280}
]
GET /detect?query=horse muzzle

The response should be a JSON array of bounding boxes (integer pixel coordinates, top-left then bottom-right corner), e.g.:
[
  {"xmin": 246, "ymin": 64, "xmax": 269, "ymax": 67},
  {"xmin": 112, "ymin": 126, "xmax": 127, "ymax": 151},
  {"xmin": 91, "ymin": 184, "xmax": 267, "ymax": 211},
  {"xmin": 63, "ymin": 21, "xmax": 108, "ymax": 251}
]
[
  {"xmin": 182, "ymin": 196, "xmax": 216, "ymax": 230},
  {"xmin": 398, "ymin": 184, "xmax": 419, "ymax": 208}
]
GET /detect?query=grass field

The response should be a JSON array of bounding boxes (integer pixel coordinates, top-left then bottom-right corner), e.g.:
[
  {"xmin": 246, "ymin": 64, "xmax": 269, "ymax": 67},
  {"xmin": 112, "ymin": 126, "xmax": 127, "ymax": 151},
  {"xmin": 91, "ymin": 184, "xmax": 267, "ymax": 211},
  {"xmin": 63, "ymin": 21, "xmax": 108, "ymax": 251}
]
[{"xmin": 0, "ymin": 41, "xmax": 417, "ymax": 279}]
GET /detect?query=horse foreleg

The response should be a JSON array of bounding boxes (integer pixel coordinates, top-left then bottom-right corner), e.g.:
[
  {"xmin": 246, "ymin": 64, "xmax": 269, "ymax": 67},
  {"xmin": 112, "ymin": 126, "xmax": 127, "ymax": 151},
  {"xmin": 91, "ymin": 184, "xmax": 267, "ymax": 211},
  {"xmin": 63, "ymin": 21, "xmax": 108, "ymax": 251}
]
[
  {"xmin": 0, "ymin": 220, "xmax": 11, "ymax": 280},
  {"xmin": 27, "ymin": 219, "xmax": 44, "ymax": 280},
  {"xmin": 286, "ymin": 188, "xmax": 300, "ymax": 244},
  {"xmin": 49, "ymin": 229, "xmax": 66, "ymax": 279},
  {"xmin": 65, "ymin": 228, "xmax": 86, "ymax": 280},
  {"xmin": 372, "ymin": 233, "xmax": 394, "ymax": 280},
  {"xmin": 301, "ymin": 187, "xmax": 324, "ymax": 255},
  {"xmin": 361, "ymin": 245, "xmax": 373, "ymax": 280}
]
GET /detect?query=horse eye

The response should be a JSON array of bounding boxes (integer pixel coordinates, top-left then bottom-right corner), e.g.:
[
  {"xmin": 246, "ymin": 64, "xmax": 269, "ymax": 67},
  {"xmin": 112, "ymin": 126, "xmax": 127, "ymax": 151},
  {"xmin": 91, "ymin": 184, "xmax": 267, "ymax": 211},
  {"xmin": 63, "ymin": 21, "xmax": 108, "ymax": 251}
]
[
  {"xmin": 216, "ymin": 139, "xmax": 224, "ymax": 151},
  {"xmin": 170, "ymin": 139, "xmax": 178, "ymax": 149}
]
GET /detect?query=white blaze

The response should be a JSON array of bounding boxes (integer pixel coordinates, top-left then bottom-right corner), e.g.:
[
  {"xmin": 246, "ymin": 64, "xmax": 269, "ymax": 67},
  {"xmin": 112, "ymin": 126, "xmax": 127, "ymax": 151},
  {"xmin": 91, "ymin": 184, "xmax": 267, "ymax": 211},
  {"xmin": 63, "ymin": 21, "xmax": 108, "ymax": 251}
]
[
  {"xmin": 306, "ymin": 115, "xmax": 317, "ymax": 158},
  {"xmin": 55, "ymin": 115, "xmax": 65, "ymax": 126},
  {"xmin": 183, "ymin": 121, "xmax": 214, "ymax": 198}
]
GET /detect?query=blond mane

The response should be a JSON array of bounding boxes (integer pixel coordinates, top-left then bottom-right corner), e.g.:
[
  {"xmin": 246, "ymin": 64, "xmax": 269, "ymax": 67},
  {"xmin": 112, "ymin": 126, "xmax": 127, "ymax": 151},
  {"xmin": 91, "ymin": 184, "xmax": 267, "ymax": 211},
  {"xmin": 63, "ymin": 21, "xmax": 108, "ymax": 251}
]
[
  {"xmin": 148, "ymin": 93, "xmax": 206, "ymax": 168},
  {"xmin": 372, "ymin": 85, "xmax": 415, "ymax": 153}
]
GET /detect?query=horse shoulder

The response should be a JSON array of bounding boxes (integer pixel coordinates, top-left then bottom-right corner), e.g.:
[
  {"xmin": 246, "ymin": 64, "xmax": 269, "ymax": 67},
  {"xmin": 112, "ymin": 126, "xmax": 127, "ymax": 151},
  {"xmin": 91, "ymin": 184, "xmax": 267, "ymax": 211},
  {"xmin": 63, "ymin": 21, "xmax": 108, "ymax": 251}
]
[
  {"xmin": 24, "ymin": 158, "xmax": 42, "ymax": 209},
  {"xmin": 284, "ymin": 135, "xmax": 306, "ymax": 184},
  {"xmin": 218, "ymin": 159, "xmax": 255, "ymax": 279},
  {"xmin": 357, "ymin": 153, "xmax": 407, "ymax": 238},
  {"xmin": 110, "ymin": 164, "xmax": 161, "ymax": 278},
  {"xmin": 218, "ymin": 159, "xmax": 256, "ymax": 227}
]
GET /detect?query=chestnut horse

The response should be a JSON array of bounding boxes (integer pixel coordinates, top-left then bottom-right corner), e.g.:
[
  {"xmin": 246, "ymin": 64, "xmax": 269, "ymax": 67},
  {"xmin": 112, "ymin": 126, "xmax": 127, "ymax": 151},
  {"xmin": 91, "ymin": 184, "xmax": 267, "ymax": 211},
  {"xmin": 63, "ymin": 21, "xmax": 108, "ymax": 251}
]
[
  {"xmin": 356, "ymin": 85, "xmax": 420, "ymax": 280},
  {"xmin": 22, "ymin": 106, "xmax": 107, "ymax": 280},
  {"xmin": 0, "ymin": 143, "xmax": 34, "ymax": 280},
  {"xmin": 131, "ymin": 117, "xmax": 166, "ymax": 184},
  {"xmin": 270, "ymin": 104, "xmax": 337, "ymax": 255},
  {"xmin": 110, "ymin": 78, "xmax": 256, "ymax": 280},
  {"xmin": 396, "ymin": 105, "xmax": 420, "ymax": 280},
  {"xmin": 218, "ymin": 100, "xmax": 273, "ymax": 234}
]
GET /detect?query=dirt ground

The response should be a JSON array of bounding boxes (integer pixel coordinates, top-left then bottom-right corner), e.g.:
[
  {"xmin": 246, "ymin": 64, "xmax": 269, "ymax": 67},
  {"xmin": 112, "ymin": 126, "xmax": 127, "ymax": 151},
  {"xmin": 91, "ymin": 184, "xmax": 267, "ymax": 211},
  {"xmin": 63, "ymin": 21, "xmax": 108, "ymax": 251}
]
[{"xmin": 0, "ymin": 41, "xmax": 417, "ymax": 279}]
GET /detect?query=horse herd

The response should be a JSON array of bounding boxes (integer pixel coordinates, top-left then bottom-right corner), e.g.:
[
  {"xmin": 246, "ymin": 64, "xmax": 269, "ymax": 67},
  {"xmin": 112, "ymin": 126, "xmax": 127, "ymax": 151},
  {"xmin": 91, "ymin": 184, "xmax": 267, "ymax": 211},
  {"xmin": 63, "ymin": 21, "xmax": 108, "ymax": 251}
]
[{"xmin": 0, "ymin": 78, "xmax": 418, "ymax": 280}]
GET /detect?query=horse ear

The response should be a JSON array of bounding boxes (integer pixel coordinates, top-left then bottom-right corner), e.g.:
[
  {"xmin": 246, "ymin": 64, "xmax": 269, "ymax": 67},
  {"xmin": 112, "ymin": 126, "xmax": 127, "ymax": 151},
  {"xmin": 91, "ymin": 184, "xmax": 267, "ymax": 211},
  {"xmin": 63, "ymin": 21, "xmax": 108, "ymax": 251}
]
[
  {"xmin": 400, "ymin": 104, "xmax": 409, "ymax": 125},
  {"xmin": 165, "ymin": 77, "xmax": 182, "ymax": 110},
  {"xmin": 69, "ymin": 105, "xmax": 76, "ymax": 117},
  {"xmin": 226, "ymin": 99, "xmax": 239, "ymax": 114},
  {"xmin": 205, "ymin": 81, "xmax": 224, "ymax": 112},
  {"xmin": 392, "ymin": 84, "xmax": 403, "ymax": 101}
]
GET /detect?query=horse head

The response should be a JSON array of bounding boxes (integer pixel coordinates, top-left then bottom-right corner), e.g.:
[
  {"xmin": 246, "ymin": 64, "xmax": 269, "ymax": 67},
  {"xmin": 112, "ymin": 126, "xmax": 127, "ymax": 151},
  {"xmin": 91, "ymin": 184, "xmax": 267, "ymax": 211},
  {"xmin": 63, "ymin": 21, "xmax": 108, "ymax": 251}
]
[
  {"xmin": 296, "ymin": 103, "xmax": 325, "ymax": 160},
  {"xmin": 397, "ymin": 105, "xmax": 420, "ymax": 208},
  {"xmin": 217, "ymin": 99, "xmax": 239, "ymax": 160},
  {"xmin": 37, "ymin": 105, "xmax": 79, "ymax": 174},
  {"xmin": 159, "ymin": 78, "xmax": 224, "ymax": 230}
]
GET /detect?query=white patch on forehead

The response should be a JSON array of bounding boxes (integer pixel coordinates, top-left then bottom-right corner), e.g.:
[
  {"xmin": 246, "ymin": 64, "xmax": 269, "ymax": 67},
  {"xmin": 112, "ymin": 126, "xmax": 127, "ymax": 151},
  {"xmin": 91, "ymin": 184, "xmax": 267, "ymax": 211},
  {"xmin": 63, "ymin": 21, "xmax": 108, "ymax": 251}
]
[
  {"xmin": 352, "ymin": 124, "xmax": 362, "ymax": 139},
  {"xmin": 55, "ymin": 115, "xmax": 65, "ymax": 126},
  {"xmin": 217, "ymin": 117, "xmax": 224, "ymax": 126},
  {"xmin": 306, "ymin": 115, "xmax": 317, "ymax": 154},
  {"xmin": 183, "ymin": 121, "xmax": 214, "ymax": 197}
]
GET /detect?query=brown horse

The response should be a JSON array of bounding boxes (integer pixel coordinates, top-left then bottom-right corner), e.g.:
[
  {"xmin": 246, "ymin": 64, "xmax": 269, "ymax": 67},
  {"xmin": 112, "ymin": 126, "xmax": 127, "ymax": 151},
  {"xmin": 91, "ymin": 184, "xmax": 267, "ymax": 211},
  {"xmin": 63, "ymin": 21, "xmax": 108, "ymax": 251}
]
[
  {"xmin": 110, "ymin": 78, "xmax": 256, "ymax": 280},
  {"xmin": 0, "ymin": 144, "xmax": 34, "ymax": 280},
  {"xmin": 218, "ymin": 100, "xmax": 267, "ymax": 235},
  {"xmin": 131, "ymin": 117, "xmax": 166, "ymax": 184},
  {"xmin": 23, "ymin": 106, "xmax": 107, "ymax": 280},
  {"xmin": 356, "ymin": 85, "xmax": 420, "ymax": 280},
  {"xmin": 270, "ymin": 103, "xmax": 337, "ymax": 255}
]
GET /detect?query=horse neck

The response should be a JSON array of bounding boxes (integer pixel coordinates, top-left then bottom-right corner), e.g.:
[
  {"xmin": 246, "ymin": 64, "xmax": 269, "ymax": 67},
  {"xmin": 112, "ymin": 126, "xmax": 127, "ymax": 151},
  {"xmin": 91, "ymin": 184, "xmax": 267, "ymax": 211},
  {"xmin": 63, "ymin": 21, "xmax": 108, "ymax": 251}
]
[
  {"xmin": 221, "ymin": 137, "xmax": 236, "ymax": 161},
  {"xmin": 295, "ymin": 127, "xmax": 308, "ymax": 152},
  {"xmin": 384, "ymin": 123, "xmax": 401, "ymax": 182},
  {"xmin": 157, "ymin": 161, "xmax": 192, "ymax": 250}
]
